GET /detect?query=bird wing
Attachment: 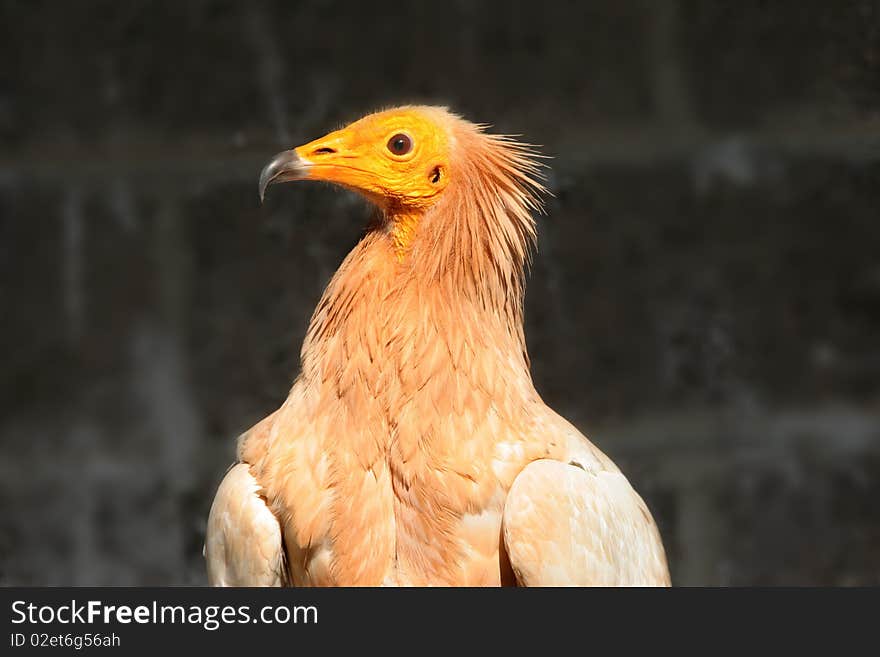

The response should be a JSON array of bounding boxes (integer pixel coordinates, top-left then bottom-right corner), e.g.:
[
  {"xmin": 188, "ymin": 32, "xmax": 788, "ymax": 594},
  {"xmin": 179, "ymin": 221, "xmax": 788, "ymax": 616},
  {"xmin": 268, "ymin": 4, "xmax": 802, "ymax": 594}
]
[
  {"xmin": 502, "ymin": 458, "xmax": 670, "ymax": 586},
  {"xmin": 205, "ymin": 462, "xmax": 287, "ymax": 586}
]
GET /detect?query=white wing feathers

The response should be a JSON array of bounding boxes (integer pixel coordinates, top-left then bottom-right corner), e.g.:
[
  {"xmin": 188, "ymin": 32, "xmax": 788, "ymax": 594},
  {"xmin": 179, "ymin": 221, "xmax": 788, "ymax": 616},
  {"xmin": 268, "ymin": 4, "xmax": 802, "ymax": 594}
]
[
  {"xmin": 205, "ymin": 463, "xmax": 287, "ymax": 587},
  {"xmin": 502, "ymin": 459, "xmax": 670, "ymax": 586}
]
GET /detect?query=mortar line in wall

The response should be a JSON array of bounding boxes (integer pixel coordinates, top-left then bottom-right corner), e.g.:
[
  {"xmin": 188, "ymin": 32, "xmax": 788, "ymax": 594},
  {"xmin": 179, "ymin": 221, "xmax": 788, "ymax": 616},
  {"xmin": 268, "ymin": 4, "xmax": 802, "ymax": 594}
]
[{"xmin": 3, "ymin": 125, "xmax": 879, "ymax": 185}]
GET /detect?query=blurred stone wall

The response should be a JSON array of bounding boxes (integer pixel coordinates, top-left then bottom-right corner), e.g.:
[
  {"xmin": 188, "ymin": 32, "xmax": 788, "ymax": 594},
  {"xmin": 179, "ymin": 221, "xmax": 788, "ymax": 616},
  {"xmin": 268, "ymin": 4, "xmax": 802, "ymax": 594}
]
[{"xmin": 1, "ymin": 0, "xmax": 879, "ymax": 585}]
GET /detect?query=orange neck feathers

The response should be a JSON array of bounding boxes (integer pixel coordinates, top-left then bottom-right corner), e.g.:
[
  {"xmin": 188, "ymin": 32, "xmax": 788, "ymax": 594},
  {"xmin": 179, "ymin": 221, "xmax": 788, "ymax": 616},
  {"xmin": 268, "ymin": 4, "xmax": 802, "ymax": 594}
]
[{"xmin": 302, "ymin": 115, "xmax": 546, "ymax": 380}]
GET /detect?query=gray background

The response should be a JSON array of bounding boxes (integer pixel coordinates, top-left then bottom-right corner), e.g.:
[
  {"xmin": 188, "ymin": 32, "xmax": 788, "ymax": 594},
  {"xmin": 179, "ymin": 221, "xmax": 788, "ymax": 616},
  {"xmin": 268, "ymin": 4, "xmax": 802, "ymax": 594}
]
[{"xmin": 1, "ymin": 0, "xmax": 879, "ymax": 585}]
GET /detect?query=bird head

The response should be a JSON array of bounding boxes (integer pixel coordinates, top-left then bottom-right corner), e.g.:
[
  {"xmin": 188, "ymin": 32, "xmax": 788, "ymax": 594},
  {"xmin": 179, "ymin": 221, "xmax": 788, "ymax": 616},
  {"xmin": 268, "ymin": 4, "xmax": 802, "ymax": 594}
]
[
  {"xmin": 259, "ymin": 105, "xmax": 545, "ymax": 267},
  {"xmin": 259, "ymin": 106, "xmax": 454, "ymax": 211}
]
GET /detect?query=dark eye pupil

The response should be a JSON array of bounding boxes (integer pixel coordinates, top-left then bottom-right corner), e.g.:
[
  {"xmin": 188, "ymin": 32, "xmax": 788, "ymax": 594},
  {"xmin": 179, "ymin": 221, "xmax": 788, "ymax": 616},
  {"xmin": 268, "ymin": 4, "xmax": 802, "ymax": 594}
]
[{"xmin": 388, "ymin": 133, "xmax": 412, "ymax": 155}]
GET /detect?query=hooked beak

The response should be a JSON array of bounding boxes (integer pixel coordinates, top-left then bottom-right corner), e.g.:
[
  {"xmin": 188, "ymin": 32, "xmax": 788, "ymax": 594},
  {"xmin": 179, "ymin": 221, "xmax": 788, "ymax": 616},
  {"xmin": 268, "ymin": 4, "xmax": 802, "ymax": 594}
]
[{"xmin": 258, "ymin": 149, "xmax": 312, "ymax": 203}]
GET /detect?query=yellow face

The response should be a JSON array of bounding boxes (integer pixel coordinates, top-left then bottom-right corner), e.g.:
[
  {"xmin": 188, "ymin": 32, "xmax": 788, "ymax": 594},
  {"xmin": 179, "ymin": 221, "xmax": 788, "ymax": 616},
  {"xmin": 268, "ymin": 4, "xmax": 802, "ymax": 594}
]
[{"xmin": 261, "ymin": 108, "xmax": 452, "ymax": 211}]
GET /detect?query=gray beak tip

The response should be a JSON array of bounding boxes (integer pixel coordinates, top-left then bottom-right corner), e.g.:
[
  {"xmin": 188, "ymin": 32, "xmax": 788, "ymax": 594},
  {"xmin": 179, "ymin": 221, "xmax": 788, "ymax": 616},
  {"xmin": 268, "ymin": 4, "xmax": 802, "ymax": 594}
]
[{"xmin": 258, "ymin": 150, "xmax": 307, "ymax": 204}]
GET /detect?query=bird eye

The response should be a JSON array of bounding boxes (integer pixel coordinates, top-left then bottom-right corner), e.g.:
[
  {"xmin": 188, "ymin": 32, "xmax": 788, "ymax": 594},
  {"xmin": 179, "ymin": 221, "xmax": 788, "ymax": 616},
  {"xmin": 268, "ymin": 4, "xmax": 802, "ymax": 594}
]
[{"xmin": 387, "ymin": 133, "xmax": 413, "ymax": 156}]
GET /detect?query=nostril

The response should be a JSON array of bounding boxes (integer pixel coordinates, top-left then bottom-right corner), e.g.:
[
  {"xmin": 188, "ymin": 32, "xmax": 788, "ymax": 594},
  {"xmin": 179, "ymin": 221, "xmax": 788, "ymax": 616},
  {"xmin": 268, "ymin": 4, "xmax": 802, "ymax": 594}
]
[{"xmin": 313, "ymin": 147, "xmax": 336, "ymax": 155}]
